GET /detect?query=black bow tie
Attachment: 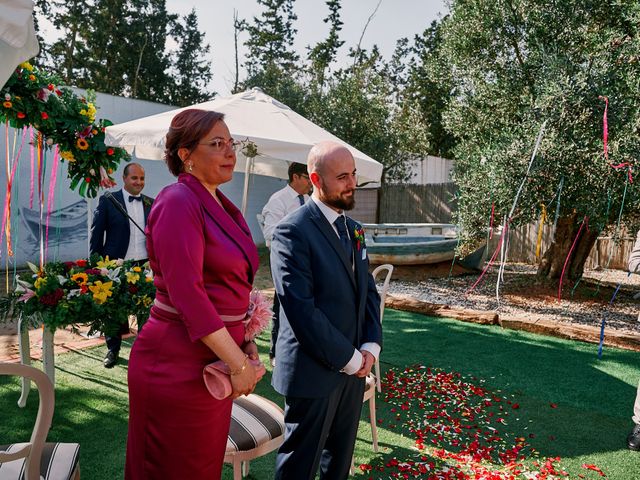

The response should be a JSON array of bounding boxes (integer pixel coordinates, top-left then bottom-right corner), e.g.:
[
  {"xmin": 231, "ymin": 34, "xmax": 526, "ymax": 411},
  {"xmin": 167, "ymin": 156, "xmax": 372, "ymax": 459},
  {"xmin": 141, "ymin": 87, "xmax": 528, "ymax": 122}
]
[{"xmin": 129, "ymin": 196, "xmax": 142, "ymax": 202}]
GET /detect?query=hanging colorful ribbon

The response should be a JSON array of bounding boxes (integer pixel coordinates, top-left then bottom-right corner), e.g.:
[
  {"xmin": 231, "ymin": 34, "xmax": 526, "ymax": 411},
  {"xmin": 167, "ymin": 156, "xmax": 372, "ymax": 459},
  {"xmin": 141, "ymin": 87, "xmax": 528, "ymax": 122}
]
[
  {"xmin": 29, "ymin": 126, "xmax": 35, "ymax": 208},
  {"xmin": 489, "ymin": 202, "xmax": 495, "ymax": 239},
  {"xmin": 599, "ymin": 96, "xmax": 633, "ymax": 183},
  {"xmin": 557, "ymin": 215, "xmax": 588, "ymax": 301},
  {"xmin": 44, "ymin": 146, "xmax": 60, "ymax": 261},
  {"xmin": 466, "ymin": 220, "xmax": 510, "ymax": 295},
  {"xmin": 535, "ymin": 203, "xmax": 547, "ymax": 260},
  {"xmin": 598, "ymin": 273, "xmax": 630, "ymax": 358},
  {"xmin": 1, "ymin": 125, "xmax": 26, "ymax": 260}
]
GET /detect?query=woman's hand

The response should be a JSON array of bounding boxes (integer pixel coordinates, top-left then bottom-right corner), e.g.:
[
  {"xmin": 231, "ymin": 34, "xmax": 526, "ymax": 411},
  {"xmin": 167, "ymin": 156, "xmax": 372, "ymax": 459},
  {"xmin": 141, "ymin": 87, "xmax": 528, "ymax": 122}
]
[
  {"xmin": 230, "ymin": 356, "xmax": 258, "ymax": 398},
  {"xmin": 243, "ymin": 340, "xmax": 259, "ymax": 361}
]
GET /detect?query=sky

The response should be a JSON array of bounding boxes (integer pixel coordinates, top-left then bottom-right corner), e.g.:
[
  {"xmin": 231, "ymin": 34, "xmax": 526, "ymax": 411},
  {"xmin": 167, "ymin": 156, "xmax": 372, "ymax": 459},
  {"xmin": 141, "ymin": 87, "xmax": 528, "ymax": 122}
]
[{"xmin": 166, "ymin": 0, "xmax": 449, "ymax": 96}]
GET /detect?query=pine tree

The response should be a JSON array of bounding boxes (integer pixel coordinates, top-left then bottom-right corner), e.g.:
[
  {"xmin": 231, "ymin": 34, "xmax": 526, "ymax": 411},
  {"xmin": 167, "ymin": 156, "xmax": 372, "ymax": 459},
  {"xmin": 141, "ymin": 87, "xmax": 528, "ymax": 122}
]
[
  {"xmin": 244, "ymin": 0, "xmax": 299, "ymax": 77},
  {"xmin": 307, "ymin": 0, "xmax": 344, "ymax": 88},
  {"xmin": 47, "ymin": 0, "xmax": 91, "ymax": 83},
  {"xmin": 169, "ymin": 9, "xmax": 213, "ymax": 106}
]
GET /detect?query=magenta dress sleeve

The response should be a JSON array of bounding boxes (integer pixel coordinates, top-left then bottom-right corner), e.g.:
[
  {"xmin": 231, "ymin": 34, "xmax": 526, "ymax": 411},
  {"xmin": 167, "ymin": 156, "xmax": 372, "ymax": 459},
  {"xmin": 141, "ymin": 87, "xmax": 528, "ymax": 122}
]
[{"xmin": 148, "ymin": 185, "xmax": 225, "ymax": 341}]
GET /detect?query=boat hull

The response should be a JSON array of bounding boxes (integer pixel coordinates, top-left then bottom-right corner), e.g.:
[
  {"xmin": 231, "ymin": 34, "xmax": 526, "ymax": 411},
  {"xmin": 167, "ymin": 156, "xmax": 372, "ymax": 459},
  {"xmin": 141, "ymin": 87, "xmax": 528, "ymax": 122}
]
[{"xmin": 362, "ymin": 223, "xmax": 458, "ymax": 265}]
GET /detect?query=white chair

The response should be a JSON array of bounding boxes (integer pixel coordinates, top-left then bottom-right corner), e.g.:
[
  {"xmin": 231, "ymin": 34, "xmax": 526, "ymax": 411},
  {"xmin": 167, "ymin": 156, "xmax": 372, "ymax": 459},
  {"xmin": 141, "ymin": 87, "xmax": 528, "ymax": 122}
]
[
  {"xmin": 361, "ymin": 264, "xmax": 394, "ymax": 453},
  {"xmin": 224, "ymin": 394, "xmax": 285, "ymax": 480},
  {"xmin": 0, "ymin": 362, "xmax": 80, "ymax": 480},
  {"xmin": 371, "ymin": 264, "xmax": 394, "ymax": 393}
]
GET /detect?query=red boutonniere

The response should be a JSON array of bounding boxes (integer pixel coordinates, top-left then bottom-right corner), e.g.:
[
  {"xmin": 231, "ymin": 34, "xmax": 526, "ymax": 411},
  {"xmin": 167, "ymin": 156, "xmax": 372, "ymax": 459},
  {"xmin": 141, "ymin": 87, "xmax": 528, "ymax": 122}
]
[{"xmin": 353, "ymin": 226, "xmax": 366, "ymax": 251}]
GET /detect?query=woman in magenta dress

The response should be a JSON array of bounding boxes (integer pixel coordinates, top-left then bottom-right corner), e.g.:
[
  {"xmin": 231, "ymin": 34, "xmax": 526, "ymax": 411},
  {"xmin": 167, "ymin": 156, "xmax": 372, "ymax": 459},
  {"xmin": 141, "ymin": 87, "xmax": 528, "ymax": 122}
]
[{"xmin": 125, "ymin": 109, "xmax": 262, "ymax": 479}]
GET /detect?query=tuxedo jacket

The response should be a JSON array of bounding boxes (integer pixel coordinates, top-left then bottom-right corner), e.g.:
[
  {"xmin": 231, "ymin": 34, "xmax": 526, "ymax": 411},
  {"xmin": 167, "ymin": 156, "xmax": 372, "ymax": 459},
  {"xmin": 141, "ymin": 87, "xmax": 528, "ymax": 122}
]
[
  {"xmin": 89, "ymin": 189, "xmax": 154, "ymax": 260},
  {"xmin": 270, "ymin": 200, "xmax": 382, "ymax": 398}
]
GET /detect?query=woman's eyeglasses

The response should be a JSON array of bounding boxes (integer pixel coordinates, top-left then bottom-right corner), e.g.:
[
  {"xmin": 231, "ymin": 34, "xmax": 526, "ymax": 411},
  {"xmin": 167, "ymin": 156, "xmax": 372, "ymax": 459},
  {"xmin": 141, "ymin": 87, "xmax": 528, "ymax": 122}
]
[{"xmin": 198, "ymin": 137, "xmax": 240, "ymax": 152}]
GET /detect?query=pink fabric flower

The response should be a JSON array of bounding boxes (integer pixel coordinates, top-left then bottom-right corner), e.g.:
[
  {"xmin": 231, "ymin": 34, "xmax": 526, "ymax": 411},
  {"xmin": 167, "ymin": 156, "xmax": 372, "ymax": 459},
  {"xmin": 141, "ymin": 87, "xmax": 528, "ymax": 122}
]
[
  {"xmin": 99, "ymin": 166, "xmax": 116, "ymax": 188},
  {"xmin": 244, "ymin": 289, "xmax": 273, "ymax": 341},
  {"xmin": 18, "ymin": 289, "xmax": 36, "ymax": 302}
]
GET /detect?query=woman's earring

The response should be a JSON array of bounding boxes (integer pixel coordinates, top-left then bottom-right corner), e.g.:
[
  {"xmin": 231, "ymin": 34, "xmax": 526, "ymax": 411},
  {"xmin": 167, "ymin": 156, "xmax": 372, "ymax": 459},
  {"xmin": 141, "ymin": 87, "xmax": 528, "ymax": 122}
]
[{"xmin": 185, "ymin": 162, "xmax": 193, "ymax": 172}]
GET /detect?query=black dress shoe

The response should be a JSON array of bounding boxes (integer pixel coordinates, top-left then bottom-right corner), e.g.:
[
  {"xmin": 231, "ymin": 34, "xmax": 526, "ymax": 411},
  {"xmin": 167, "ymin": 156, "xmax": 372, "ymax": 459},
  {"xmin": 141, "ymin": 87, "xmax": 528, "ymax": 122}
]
[
  {"xmin": 103, "ymin": 351, "xmax": 119, "ymax": 369},
  {"xmin": 627, "ymin": 423, "xmax": 640, "ymax": 451}
]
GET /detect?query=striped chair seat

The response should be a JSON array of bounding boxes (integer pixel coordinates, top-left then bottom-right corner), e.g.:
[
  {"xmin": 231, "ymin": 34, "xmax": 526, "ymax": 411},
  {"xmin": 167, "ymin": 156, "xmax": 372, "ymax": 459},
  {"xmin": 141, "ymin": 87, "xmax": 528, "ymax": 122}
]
[
  {"xmin": 0, "ymin": 442, "xmax": 80, "ymax": 480},
  {"xmin": 224, "ymin": 394, "xmax": 285, "ymax": 480}
]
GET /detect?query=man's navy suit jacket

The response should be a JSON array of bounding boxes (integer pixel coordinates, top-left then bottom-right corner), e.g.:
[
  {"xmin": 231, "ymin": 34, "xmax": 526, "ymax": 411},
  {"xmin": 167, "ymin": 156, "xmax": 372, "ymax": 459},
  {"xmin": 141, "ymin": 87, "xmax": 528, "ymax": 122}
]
[
  {"xmin": 270, "ymin": 200, "xmax": 382, "ymax": 398},
  {"xmin": 89, "ymin": 189, "xmax": 153, "ymax": 259}
]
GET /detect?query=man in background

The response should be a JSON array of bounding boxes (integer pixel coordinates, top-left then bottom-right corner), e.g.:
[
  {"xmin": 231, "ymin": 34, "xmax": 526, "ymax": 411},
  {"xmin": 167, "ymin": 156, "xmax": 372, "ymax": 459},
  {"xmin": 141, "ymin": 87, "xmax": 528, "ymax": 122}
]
[
  {"xmin": 90, "ymin": 163, "xmax": 154, "ymax": 368},
  {"xmin": 261, "ymin": 162, "xmax": 312, "ymax": 364}
]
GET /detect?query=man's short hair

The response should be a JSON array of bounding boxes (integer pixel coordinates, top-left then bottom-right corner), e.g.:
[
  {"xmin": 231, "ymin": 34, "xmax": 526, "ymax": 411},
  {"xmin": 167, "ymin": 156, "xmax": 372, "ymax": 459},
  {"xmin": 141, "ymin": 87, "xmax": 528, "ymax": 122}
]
[
  {"xmin": 288, "ymin": 162, "xmax": 308, "ymax": 183},
  {"xmin": 123, "ymin": 162, "xmax": 143, "ymax": 177}
]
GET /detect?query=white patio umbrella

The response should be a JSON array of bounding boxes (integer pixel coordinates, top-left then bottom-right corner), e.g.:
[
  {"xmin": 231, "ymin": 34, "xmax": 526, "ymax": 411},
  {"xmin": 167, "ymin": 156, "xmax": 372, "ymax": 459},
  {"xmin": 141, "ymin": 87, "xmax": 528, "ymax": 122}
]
[
  {"xmin": 0, "ymin": 0, "xmax": 39, "ymax": 88},
  {"xmin": 104, "ymin": 87, "xmax": 383, "ymax": 214}
]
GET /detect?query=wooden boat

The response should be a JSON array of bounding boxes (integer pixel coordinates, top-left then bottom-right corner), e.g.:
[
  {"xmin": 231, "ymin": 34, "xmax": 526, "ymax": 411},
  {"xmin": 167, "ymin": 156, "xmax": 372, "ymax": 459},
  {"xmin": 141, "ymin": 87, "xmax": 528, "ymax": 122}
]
[
  {"xmin": 21, "ymin": 200, "xmax": 88, "ymax": 241},
  {"xmin": 362, "ymin": 223, "xmax": 459, "ymax": 265}
]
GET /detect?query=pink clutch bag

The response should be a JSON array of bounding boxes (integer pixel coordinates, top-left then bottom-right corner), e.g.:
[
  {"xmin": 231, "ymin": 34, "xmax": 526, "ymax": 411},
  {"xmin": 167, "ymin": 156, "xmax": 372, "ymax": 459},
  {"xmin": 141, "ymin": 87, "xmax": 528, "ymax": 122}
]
[{"xmin": 203, "ymin": 358, "xmax": 266, "ymax": 399}]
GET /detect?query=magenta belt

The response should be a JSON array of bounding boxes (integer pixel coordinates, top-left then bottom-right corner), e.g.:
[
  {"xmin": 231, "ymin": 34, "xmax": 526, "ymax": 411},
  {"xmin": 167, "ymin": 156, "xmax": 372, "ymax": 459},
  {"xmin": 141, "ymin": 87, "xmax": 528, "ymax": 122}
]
[{"xmin": 153, "ymin": 298, "xmax": 247, "ymax": 324}]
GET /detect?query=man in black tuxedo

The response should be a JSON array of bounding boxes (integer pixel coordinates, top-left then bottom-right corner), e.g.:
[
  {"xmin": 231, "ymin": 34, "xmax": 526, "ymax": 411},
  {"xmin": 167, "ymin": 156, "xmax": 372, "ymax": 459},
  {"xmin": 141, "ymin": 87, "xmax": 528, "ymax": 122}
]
[
  {"xmin": 89, "ymin": 163, "xmax": 153, "ymax": 368},
  {"xmin": 270, "ymin": 141, "xmax": 382, "ymax": 479}
]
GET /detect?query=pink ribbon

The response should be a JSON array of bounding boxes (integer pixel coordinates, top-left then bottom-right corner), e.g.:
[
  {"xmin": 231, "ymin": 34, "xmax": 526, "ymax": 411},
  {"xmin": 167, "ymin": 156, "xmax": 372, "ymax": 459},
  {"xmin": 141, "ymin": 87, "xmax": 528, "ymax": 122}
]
[
  {"xmin": 0, "ymin": 126, "xmax": 26, "ymax": 259},
  {"xmin": 466, "ymin": 221, "xmax": 509, "ymax": 295},
  {"xmin": 29, "ymin": 126, "xmax": 35, "ymax": 208},
  {"xmin": 558, "ymin": 216, "xmax": 588, "ymax": 301},
  {"xmin": 44, "ymin": 146, "xmax": 60, "ymax": 261},
  {"xmin": 599, "ymin": 96, "xmax": 608, "ymax": 162},
  {"xmin": 489, "ymin": 203, "xmax": 495, "ymax": 239}
]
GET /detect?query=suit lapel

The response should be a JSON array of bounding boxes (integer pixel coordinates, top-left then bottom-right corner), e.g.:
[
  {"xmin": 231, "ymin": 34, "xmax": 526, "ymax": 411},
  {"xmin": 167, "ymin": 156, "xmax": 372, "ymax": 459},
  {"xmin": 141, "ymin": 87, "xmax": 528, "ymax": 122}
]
[
  {"xmin": 179, "ymin": 174, "xmax": 259, "ymax": 282},
  {"xmin": 307, "ymin": 202, "xmax": 356, "ymax": 290},
  {"xmin": 113, "ymin": 190, "xmax": 130, "ymax": 235}
]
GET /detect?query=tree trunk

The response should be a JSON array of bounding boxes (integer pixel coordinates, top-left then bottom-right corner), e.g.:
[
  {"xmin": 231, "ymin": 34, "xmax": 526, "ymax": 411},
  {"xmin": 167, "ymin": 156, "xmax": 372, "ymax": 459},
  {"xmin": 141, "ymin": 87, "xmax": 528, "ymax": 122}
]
[{"xmin": 536, "ymin": 213, "xmax": 599, "ymax": 281}]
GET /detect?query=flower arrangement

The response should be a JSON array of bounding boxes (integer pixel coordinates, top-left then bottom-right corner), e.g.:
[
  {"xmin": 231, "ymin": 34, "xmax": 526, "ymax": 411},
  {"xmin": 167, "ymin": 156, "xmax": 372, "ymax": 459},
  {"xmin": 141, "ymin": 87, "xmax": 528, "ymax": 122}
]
[
  {"xmin": 353, "ymin": 226, "xmax": 366, "ymax": 251},
  {"xmin": 0, "ymin": 62, "xmax": 130, "ymax": 197},
  {"xmin": 244, "ymin": 289, "xmax": 273, "ymax": 341},
  {"xmin": 0, "ymin": 256, "xmax": 155, "ymax": 335}
]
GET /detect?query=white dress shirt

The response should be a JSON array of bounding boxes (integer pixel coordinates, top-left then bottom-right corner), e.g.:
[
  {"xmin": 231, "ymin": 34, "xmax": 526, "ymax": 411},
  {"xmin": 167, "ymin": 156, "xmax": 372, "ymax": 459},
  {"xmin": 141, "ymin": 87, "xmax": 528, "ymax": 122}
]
[
  {"xmin": 123, "ymin": 190, "xmax": 147, "ymax": 261},
  {"xmin": 261, "ymin": 184, "xmax": 309, "ymax": 246},
  {"xmin": 310, "ymin": 195, "xmax": 381, "ymax": 375}
]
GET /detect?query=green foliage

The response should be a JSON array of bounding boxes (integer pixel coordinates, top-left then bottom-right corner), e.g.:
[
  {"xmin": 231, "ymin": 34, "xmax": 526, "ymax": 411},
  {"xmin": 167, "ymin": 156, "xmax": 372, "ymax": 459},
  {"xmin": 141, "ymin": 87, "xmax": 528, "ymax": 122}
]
[
  {"xmin": 40, "ymin": 0, "xmax": 212, "ymax": 106},
  {"xmin": 1, "ymin": 256, "xmax": 155, "ymax": 336},
  {"xmin": 306, "ymin": 0, "xmax": 345, "ymax": 88},
  {"xmin": 169, "ymin": 8, "xmax": 214, "ymax": 106},
  {"xmin": 0, "ymin": 62, "xmax": 129, "ymax": 197},
  {"xmin": 244, "ymin": 0, "xmax": 300, "ymax": 77},
  {"xmin": 438, "ymin": 0, "xmax": 640, "ymax": 246}
]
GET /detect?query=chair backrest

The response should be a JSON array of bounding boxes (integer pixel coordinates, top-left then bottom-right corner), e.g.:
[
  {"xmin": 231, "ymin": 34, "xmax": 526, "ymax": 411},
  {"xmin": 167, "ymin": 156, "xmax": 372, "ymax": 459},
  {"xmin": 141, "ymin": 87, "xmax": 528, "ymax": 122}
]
[
  {"xmin": 372, "ymin": 264, "xmax": 394, "ymax": 323},
  {"xmin": 0, "ymin": 362, "xmax": 55, "ymax": 480},
  {"xmin": 256, "ymin": 213, "xmax": 266, "ymax": 231}
]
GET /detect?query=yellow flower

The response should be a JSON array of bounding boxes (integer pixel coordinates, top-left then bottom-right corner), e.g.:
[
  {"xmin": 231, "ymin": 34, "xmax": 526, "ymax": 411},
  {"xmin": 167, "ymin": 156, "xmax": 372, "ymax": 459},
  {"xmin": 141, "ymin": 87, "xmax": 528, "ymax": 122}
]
[
  {"xmin": 125, "ymin": 271, "xmax": 140, "ymax": 284},
  {"xmin": 96, "ymin": 257, "xmax": 117, "ymax": 269},
  {"xmin": 60, "ymin": 151, "xmax": 75, "ymax": 162},
  {"xmin": 79, "ymin": 103, "xmax": 97, "ymax": 123},
  {"xmin": 71, "ymin": 272, "xmax": 88, "ymax": 286},
  {"xmin": 132, "ymin": 266, "xmax": 141, "ymax": 272},
  {"xmin": 88, "ymin": 280, "xmax": 113, "ymax": 304},
  {"xmin": 145, "ymin": 276, "xmax": 153, "ymax": 283},
  {"xmin": 2, "ymin": 101, "xmax": 12, "ymax": 108},
  {"xmin": 76, "ymin": 138, "xmax": 89, "ymax": 150},
  {"xmin": 34, "ymin": 277, "xmax": 46, "ymax": 289},
  {"xmin": 19, "ymin": 62, "xmax": 34, "ymax": 71},
  {"xmin": 28, "ymin": 74, "xmax": 36, "ymax": 81}
]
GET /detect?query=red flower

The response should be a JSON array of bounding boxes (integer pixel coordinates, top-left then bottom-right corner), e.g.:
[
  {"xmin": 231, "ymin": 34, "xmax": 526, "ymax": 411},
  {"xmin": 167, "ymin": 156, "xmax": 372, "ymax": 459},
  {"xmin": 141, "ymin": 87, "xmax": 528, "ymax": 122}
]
[
  {"xmin": 39, "ymin": 288, "xmax": 64, "ymax": 306},
  {"xmin": 106, "ymin": 147, "xmax": 114, "ymax": 156},
  {"xmin": 85, "ymin": 177, "xmax": 91, "ymax": 183},
  {"xmin": 128, "ymin": 285, "xmax": 139, "ymax": 294},
  {"xmin": 75, "ymin": 259, "xmax": 87, "ymax": 267},
  {"xmin": 550, "ymin": 403, "xmax": 558, "ymax": 408},
  {"xmin": 47, "ymin": 83, "xmax": 54, "ymax": 91},
  {"xmin": 41, "ymin": 112, "xmax": 49, "ymax": 120},
  {"xmin": 17, "ymin": 112, "xmax": 26, "ymax": 119}
]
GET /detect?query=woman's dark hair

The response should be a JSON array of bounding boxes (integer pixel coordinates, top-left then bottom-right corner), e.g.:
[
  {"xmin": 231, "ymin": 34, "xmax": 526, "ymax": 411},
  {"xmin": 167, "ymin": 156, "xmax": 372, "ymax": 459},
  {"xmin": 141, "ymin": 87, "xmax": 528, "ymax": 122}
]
[{"xmin": 164, "ymin": 109, "xmax": 225, "ymax": 176}]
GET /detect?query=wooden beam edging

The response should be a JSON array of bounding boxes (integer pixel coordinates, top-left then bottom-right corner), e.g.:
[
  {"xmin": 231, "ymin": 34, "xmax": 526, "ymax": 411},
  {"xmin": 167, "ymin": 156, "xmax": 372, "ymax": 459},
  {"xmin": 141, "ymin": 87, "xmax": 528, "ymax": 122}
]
[{"xmin": 385, "ymin": 294, "xmax": 640, "ymax": 352}]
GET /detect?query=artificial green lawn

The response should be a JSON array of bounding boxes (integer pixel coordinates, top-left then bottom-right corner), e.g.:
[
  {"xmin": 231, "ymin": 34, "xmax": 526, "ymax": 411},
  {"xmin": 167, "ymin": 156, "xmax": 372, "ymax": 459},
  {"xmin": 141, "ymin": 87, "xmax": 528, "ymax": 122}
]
[{"xmin": 1, "ymin": 309, "xmax": 639, "ymax": 479}]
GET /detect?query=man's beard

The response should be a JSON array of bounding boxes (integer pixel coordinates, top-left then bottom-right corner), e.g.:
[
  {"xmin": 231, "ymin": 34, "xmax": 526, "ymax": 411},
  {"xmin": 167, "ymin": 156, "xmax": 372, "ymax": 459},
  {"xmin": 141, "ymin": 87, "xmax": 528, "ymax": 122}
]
[{"xmin": 321, "ymin": 191, "xmax": 355, "ymax": 211}]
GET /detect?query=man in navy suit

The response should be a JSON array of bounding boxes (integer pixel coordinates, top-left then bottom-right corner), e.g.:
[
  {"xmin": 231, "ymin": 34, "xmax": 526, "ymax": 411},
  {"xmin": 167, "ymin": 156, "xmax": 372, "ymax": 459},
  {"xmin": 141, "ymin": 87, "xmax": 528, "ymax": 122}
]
[
  {"xmin": 90, "ymin": 163, "xmax": 154, "ymax": 368},
  {"xmin": 270, "ymin": 141, "xmax": 382, "ymax": 479}
]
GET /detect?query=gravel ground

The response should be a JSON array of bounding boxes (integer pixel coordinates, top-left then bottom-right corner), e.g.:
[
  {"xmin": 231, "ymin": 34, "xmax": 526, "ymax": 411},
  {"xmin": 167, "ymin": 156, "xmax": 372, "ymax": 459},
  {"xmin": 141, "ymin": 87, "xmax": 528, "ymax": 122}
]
[{"xmin": 384, "ymin": 263, "xmax": 640, "ymax": 336}]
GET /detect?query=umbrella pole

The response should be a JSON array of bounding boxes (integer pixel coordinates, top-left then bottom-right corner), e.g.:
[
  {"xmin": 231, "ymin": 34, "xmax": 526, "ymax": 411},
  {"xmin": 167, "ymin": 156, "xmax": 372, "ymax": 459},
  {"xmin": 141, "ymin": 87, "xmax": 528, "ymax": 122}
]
[{"xmin": 240, "ymin": 156, "xmax": 254, "ymax": 216}]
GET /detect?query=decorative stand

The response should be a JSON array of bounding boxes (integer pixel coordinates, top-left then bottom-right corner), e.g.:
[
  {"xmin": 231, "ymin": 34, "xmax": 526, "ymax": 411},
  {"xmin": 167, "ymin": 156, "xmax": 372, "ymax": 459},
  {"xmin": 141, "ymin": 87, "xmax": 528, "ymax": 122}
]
[{"xmin": 17, "ymin": 313, "xmax": 55, "ymax": 407}]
